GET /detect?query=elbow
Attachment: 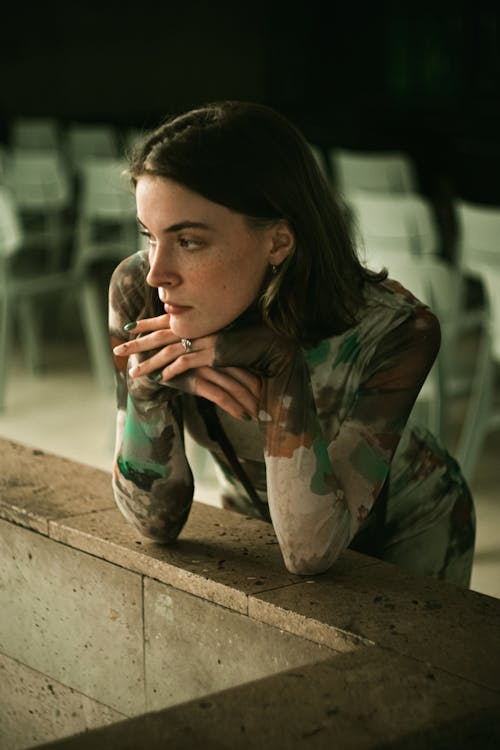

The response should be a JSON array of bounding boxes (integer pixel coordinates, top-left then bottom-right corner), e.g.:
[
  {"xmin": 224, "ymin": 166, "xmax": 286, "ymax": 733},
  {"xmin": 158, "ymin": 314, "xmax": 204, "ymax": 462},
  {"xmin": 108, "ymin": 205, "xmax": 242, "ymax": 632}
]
[
  {"xmin": 282, "ymin": 547, "xmax": 340, "ymax": 576},
  {"xmin": 135, "ymin": 520, "xmax": 183, "ymax": 545},
  {"xmin": 112, "ymin": 474, "xmax": 192, "ymax": 544},
  {"xmin": 279, "ymin": 516, "xmax": 351, "ymax": 576}
]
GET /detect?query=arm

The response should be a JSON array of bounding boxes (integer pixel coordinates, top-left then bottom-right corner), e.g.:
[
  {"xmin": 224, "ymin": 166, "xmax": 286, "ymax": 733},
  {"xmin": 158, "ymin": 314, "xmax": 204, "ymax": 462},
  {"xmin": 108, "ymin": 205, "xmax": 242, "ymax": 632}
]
[
  {"xmin": 109, "ymin": 253, "xmax": 194, "ymax": 542},
  {"xmin": 215, "ymin": 307, "xmax": 441, "ymax": 575},
  {"xmin": 114, "ymin": 288, "xmax": 440, "ymax": 573}
]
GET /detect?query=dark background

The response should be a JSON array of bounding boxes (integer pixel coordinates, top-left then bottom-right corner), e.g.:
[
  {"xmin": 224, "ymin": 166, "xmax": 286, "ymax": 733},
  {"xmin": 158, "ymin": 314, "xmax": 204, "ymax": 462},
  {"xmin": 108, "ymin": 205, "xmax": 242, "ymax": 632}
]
[{"xmin": 1, "ymin": 0, "xmax": 499, "ymax": 208}]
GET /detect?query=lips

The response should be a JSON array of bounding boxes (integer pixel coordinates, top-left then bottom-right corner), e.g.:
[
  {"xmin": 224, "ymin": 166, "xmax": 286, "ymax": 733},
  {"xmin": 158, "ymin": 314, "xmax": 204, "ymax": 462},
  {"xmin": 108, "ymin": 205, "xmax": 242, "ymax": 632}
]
[{"xmin": 164, "ymin": 302, "xmax": 192, "ymax": 314}]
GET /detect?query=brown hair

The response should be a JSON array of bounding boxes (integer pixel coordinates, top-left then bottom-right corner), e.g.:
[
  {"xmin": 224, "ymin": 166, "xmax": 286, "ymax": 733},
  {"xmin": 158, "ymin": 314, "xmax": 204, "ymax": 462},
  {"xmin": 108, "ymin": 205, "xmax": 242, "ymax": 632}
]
[{"xmin": 128, "ymin": 100, "xmax": 386, "ymax": 343}]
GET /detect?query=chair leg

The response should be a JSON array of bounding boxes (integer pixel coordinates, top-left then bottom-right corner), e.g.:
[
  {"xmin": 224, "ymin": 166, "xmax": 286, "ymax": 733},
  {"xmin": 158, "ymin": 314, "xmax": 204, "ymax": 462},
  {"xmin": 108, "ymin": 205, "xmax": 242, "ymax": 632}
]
[
  {"xmin": 0, "ymin": 293, "xmax": 13, "ymax": 411},
  {"xmin": 454, "ymin": 327, "xmax": 494, "ymax": 484},
  {"xmin": 79, "ymin": 278, "xmax": 114, "ymax": 391},
  {"xmin": 17, "ymin": 298, "xmax": 44, "ymax": 374}
]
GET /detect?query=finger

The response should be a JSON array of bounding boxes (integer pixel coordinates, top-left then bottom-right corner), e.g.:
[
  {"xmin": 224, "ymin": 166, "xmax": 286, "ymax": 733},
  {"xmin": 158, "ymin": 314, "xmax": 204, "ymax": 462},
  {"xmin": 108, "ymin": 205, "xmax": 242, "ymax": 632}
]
[
  {"xmin": 219, "ymin": 366, "xmax": 262, "ymax": 400},
  {"xmin": 197, "ymin": 385, "xmax": 253, "ymax": 421},
  {"xmin": 194, "ymin": 366, "xmax": 260, "ymax": 419},
  {"xmin": 157, "ymin": 347, "xmax": 215, "ymax": 380},
  {"xmin": 121, "ymin": 314, "xmax": 171, "ymax": 334},
  {"xmin": 113, "ymin": 328, "xmax": 178, "ymax": 357},
  {"xmin": 128, "ymin": 340, "xmax": 189, "ymax": 378}
]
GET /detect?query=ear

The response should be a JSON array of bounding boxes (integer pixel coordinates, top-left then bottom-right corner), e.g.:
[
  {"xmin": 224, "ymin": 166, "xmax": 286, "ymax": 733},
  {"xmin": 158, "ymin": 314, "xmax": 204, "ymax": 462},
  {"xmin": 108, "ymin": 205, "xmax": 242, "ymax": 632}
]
[{"xmin": 268, "ymin": 220, "xmax": 295, "ymax": 267}]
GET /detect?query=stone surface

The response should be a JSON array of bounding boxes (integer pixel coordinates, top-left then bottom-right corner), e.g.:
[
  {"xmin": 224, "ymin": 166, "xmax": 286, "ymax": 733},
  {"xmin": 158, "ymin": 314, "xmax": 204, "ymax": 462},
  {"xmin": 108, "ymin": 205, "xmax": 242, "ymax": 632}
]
[
  {"xmin": 1, "ymin": 437, "xmax": 500, "ymax": 749},
  {"xmin": 0, "ymin": 439, "xmax": 114, "ymax": 534},
  {"xmin": 33, "ymin": 647, "xmax": 500, "ymax": 750},
  {"xmin": 48, "ymin": 503, "xmax": 377, "ymax": 615},
  {"xmin": 0, "ymin": 652, "xmax": 125, "ymax": 750},
  {"xmin": 249, "ymin": 557, "xmax": 500, "ymax": 690},
  {"xmin": 143, "ymin": 577, "xmax": 336, "ymax": 711},
  {"xmin": 0, "ymin": 519, "xmax": 145, "ymax": 716}
]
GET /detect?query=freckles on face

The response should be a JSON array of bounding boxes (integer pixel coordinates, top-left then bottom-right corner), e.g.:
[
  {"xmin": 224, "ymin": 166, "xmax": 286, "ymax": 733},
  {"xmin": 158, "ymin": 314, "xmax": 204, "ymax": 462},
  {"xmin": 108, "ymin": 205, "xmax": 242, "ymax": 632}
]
[{"xmin": 135, "ymin": 176, "xmax": 274, "ymax": 338}]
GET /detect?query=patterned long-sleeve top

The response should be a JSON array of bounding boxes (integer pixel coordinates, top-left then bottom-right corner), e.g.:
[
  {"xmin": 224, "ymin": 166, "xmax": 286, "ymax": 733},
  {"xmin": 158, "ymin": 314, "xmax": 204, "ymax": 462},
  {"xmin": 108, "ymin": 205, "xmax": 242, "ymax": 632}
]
[{"xmin": 109, "ymin": 250, "xmax": 474, "ymax": 579}]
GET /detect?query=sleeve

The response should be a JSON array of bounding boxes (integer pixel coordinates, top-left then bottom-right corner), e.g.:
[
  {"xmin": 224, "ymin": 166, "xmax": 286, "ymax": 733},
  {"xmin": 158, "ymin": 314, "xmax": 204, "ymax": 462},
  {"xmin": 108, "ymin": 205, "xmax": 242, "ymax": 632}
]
[
  {"xmin": 108, "ymin": 252, "xmax": 194, "ymax": 542},
  {"xmin": 216, "ymin": 306, "xmax": 441, "ymax": 575}
]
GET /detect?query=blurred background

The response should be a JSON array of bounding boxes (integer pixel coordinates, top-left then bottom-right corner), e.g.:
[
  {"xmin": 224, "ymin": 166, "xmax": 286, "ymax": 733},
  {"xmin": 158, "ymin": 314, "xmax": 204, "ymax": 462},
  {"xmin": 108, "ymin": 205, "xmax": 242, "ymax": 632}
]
[{"xmin": 0, "ymin": 0, "xmax": 498, "ymax": 596}]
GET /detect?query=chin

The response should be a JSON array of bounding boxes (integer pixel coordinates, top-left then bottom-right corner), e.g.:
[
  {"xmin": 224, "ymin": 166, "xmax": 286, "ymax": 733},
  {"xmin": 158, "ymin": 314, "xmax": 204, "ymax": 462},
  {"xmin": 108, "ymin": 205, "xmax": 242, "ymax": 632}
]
[
  {"xmin": 170, "ymin": 320, "xmax": 214, "ymax": 340},
  {"xmin": 170, "ymin": 313, "xmax": 236, "ymax": 341}
]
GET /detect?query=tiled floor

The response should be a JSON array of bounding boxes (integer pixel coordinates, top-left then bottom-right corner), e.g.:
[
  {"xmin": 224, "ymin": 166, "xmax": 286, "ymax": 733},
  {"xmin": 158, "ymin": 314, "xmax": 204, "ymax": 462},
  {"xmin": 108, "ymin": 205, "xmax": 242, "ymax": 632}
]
[{"xmin": 1, "ymin": 338, "xmax": 498, "ymax": 600}]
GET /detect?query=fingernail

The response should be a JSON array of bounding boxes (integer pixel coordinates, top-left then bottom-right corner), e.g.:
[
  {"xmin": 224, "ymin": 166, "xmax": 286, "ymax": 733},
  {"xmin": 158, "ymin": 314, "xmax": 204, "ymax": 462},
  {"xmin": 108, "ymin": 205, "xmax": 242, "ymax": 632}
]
[
  {"xmin": 153, "ymin": 372, "xmax": 164, "ymax": 382},
  {"xmin": 242, "ymin": 412, "xmax": 252, "ymax": 421},
  {"xmin": 128, "ymin": 366, "xmax": 139, "ymax": 377},
  {"xmin": 123, "ymin": 321, "xmax": 137, "ymax": 332}
]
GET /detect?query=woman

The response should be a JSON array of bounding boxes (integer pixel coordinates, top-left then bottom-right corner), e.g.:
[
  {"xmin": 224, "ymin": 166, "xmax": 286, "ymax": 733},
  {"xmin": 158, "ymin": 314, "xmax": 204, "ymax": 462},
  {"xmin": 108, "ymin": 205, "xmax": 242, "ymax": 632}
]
[{"xmin": 109, "ymin": 100, "xmax": 475, "ymax": 584}]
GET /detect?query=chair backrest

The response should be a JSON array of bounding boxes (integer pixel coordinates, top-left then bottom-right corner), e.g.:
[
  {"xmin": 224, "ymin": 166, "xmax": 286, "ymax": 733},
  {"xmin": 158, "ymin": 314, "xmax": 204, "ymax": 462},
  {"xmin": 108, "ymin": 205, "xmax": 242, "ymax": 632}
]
[
  {"xmin": 0, "ymin": 186, "xmax": 24, "ymax": 259},
  {"xmin": 455, "ymin": 199, "xmax": 500, "ymax": 272},
  {"xmin": 348, "ymin": 190, "xmax": 440, "ymax": 262},
  {"xmin": 479, "ymin": 270, "xmax": 500, "ymax": 363},
  {"xmin": 65, "ymin": 123, "xmax": 120, "ymax": 175},
  {"xmin": 330, "ymin": 148, "xmax": 418, "ymax": 195},
  {"xmin": 10, "ymin": 116, "xmax": 61, "ymax": 151},
  {"xmin": 73, "ymin": 157, "xmax": 137, "ymax": 269},
  {"xmin": 362, "ymin": 249, "xmax": 430, "ymax": 302},
  {"xmin": 78, "ymin": 158, "xmax": 136, "ymax": 219},
  {"xmin": 4, "ymin": 149, "xmax": 72, "ymax": 210}
]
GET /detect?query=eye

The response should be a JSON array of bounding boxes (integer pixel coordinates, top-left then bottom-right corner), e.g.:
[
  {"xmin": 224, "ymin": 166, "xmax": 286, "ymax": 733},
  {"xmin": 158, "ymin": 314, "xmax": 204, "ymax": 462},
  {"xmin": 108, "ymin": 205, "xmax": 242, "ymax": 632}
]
[
  {"xmin": 177, "ymin": 236, "xmax": 203, "ymax": 250},
  {"xmin": 138, "ymin": 229, "xmax": 157, "ymax": 248}
]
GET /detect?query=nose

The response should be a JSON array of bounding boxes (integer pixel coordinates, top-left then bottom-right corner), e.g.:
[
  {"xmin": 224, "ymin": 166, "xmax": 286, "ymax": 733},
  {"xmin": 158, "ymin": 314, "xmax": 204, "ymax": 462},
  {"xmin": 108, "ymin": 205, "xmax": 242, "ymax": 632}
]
[{"xmin": 146, "ymin": 244, "xmax": 181, "ymax": 289}]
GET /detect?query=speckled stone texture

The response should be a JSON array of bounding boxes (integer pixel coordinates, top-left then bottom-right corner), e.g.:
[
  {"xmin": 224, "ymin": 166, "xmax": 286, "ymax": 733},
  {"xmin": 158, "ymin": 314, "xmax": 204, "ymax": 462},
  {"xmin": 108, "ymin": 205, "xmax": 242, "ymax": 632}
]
[
  {"xmin": 1, "ymin": 436, "xmax": 499, "ymax": 750},
  {"xmin": 34, "ymin": 648, "xmax": 500, "ymax": 750},
  {"xmin": 0, "ymin": 652, "xmax": 125, "ymax": 750}
]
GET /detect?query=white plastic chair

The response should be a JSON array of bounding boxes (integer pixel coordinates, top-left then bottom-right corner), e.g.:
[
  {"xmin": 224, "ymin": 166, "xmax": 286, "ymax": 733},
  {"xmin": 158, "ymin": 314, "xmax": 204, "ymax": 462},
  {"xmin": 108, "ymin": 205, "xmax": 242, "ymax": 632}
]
[
  {"xmin": 71, "ymin": 157, "xmax": 139, "ymax": 388},
  {"xmin": 0, "ymin": 186, "xmax": 76, "ymax": 409},
  {"xmin": 10, "ymin": 116, "xmax": 61, "ymax": 151},
  {"xmin": 454, "ymin": 200, "xmax": 500, "ymax": 364},
  {"xmin": 455, "ymin": 199, "xmax": 500, "ymax": 272},
  {"xmin": 362, "ymin": 244, "xmax": 493, "ymax": 483},
  {"xmin": 329, "ymin": 148, "xmax": 418, "ymax": 196},
  {"xmin": 3, "ymin": 148, "xmax": 73, "ymax": 271},
  {"xmin": 0, "ymin": 157, "xmax": 138, "ymax": 408},
  {"xmin": 65, "ymin": 123, "xmax": 120, "ymax": 177},
  {"xmin": 453, "ymin": 199, "xmax": 500, "ymax": 471},
  {"xmin": 73, "ymin": 157, "xmax": 137, "ymax": 267},
  {"xmin": 347, "ymin": 190, "xmax": 441, "ymax": 258}
]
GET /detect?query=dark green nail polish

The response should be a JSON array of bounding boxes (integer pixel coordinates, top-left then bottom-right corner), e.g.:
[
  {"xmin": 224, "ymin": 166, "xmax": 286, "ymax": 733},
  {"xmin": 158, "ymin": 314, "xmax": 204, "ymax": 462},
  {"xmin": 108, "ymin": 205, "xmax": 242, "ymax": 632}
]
[
  {"xmin": 153, "ymin": 372, "xmax": 164, "ymax": 382},
  {"xmin": 123, "ymin": 321, "xmax": 137, "ymax": 332},
  {"xmin": 242, "ymin": 412, "xmax": 252, "ymax": 421}
]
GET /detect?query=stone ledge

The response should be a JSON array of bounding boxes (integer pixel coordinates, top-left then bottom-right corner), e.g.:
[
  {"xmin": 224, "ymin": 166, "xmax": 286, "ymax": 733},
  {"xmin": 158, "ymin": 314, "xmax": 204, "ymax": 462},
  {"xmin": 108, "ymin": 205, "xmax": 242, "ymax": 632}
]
[
  {"xmin": 0, "ymin": 438, "xmax": 115, "ymax": 534},
  {"xmin": 33, "ymin": 647, "xmax": 500, "ymax": 750},
  {"xmin": 2, "ymin": 435, "xmax": 500, "ymax": 747}
]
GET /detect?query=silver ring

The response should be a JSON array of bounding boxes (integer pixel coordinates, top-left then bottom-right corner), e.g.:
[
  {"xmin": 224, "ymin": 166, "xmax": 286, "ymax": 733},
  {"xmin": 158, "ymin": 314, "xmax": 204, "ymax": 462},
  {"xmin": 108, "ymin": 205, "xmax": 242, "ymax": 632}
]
[{"xmin": 181, "ymin": 338, "xmax": 193, "ymax": 354}]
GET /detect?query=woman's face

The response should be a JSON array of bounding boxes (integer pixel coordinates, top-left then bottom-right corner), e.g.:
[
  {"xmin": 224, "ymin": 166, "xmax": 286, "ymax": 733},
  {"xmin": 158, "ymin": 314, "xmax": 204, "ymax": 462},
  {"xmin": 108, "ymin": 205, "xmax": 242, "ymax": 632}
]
[{"xmin": 136, "ymin": 176, "xmax": 283, "ymax": 339}]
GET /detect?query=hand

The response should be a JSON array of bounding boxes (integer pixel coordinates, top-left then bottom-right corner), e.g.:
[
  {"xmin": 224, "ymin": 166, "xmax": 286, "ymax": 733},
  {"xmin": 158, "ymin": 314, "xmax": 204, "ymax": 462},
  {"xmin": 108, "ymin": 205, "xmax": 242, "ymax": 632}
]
[
  {"xmin": 112, "ymin": 313, "xmax": 214, "ymax": 376},
  {"xmin": 112, "ymin": 314, "xmax": 261, "ymax": 420}
]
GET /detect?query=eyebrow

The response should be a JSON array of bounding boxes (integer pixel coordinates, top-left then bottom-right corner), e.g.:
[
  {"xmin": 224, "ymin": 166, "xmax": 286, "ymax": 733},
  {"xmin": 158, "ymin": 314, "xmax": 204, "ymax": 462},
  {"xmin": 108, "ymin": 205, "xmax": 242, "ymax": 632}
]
[{"xmin": 137, "ymin": 218, "xmax": 213, "ymax": 233}]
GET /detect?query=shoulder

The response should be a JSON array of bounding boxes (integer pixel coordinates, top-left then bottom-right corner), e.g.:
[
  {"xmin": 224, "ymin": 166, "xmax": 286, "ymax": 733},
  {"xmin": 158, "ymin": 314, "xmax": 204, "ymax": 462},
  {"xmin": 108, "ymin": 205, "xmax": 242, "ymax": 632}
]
[
  {"xmin": 303, "ymin": 279, "xmax": 440, "ymax": 375},
  {"xmin": 110, "ymin": 250, "xmax": 149, "ymax": 290},
  {"xmin": 109, "ymin": 250, "xmax": 149, "ymax": 323},
  {"xmin": 357, "ymin": 278, "xmax": 440, "ymax": 343}
]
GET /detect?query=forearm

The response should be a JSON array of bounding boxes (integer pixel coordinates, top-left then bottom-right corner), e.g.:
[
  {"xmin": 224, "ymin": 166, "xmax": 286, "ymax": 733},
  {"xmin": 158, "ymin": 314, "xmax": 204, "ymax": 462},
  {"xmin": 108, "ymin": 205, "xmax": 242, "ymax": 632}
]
[
  {"xmin": 113, "ymin": 388, "xmax": 194, "ymax": 542},
  {"xmin": 258, "ymin": 357, "xmax": 354, "ymax": 575}
]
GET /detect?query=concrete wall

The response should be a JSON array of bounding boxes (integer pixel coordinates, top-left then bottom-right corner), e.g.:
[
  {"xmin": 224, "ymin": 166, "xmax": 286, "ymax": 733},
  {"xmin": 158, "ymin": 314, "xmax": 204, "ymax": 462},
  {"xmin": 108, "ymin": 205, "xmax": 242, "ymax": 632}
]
[
  {"xmin": 0, "ymin": 437, "xmax": 499, "ymax": 750},
  {"xmin": 0, "ymin": 519, "xmax": 334, "ymax": 749}
]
